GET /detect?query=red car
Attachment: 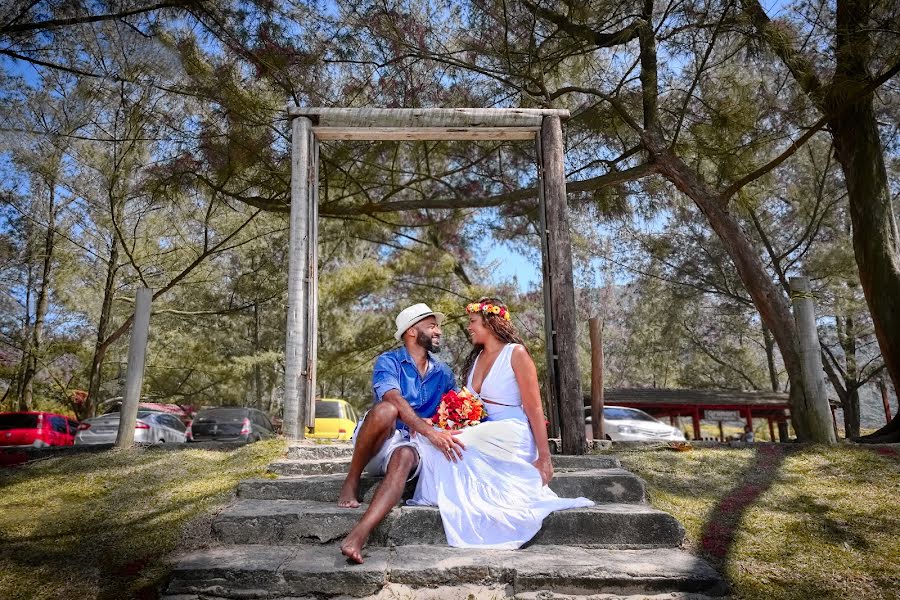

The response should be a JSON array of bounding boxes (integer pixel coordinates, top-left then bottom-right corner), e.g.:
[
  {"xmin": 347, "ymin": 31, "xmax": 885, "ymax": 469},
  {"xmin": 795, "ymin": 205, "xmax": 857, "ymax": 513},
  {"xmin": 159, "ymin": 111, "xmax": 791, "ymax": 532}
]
[{"xmin": 0, "ymin": 412, "xmax": 79, "ymax": 448}]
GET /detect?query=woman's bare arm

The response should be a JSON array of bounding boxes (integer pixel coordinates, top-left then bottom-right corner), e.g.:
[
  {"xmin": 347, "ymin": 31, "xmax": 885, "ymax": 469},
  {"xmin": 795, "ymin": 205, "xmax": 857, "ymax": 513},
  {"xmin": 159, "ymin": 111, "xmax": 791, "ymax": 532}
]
[{"xmin": 510, "ymin": 344, "xmax": 554, "ymax": 485}]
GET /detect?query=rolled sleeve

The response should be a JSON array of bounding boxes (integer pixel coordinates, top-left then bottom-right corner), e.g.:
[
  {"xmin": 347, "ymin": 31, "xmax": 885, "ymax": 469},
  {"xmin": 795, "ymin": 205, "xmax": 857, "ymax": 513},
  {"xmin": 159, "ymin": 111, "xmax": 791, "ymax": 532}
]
[{"xmin": 372, "ymin": 353, "xmax": 401, "ymax": 402}]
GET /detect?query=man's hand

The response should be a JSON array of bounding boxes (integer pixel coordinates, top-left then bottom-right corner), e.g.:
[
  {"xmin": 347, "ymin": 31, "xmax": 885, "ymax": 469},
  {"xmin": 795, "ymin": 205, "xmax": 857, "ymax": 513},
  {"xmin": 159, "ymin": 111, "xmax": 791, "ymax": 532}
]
[
  {"xmin": 425, "ymin": 428, "xmax": 466, "ymax": 462},
  {"xmin": 533, "ymin": 455, "xmax": 553, "ymax": 485}
]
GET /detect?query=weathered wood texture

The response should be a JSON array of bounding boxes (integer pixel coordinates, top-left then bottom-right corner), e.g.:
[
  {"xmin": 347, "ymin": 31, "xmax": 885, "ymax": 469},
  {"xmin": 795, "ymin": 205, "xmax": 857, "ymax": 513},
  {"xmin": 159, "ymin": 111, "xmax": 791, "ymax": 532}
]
[
  {"xmin": 589, "ymin": 318, "xmax": 605, "ymax": 440},
  {"xmin": 789, "ymin": 276, "xmax": 836, "ymax": 444},
  {"xmin": 536, "ymin": 134, "xmax": 560, "ymax": 439},
  {"xmin": 116, "ymin": 287, "xmax": 152, "ymax": 448},
  {"xmin": 314, "ymin": 127, "xmax": 536, "ymax": 141},
  {"xmin": 541, "ymin": 115, "xmax": 586, "ymax": 455},
  {"xmin": 287, "ymin": 107, "xmax": 569, "ymax": 127},
  {"xmin": 306, "ymin": 134, "xmax": 319, "ymax": 429},
  {"xmin": 284, "ymin": 117, "xmax": 313, "ymax": 440}
]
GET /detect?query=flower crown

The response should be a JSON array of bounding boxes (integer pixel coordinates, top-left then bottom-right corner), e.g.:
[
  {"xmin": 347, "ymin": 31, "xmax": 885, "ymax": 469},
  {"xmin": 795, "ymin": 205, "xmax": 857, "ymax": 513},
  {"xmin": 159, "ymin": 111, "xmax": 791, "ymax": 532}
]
[{"xmin": 466, "ymin": 301, "xmax": 512, "ymax": 321}]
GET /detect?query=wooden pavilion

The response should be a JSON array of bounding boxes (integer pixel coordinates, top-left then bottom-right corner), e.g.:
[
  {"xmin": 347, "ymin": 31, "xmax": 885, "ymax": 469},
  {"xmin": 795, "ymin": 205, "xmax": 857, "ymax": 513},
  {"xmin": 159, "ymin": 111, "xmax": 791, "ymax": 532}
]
[{"xmin": 283, "ymin": 107, "xmax": 587, "ymax": 453}]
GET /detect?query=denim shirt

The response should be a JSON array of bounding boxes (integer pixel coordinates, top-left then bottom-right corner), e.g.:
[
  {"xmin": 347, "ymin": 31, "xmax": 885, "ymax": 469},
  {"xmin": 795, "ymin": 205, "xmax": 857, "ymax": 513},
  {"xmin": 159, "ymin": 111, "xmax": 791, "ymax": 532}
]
[{"xmin": 371, "ymin": 346, "xmax": 456, "ymax": 430}]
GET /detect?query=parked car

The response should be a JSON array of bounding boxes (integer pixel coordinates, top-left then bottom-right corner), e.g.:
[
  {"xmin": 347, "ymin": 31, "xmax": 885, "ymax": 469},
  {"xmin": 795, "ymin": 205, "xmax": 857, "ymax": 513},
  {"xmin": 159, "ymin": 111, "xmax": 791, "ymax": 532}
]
[
  {"xmin": 187, "ymin": 407, "xmax": 276, "ymax": 443},
  {"xmin": 587, "ymin": 406, "xmax": 687, "ymax": 441},
  {"xmin": 306, "ymin": 398, "xmax": 359, "ymax": 440},
  {"xmin": 0, "ymin": 412, "xmax": 79, "ymax": 448},
  {"xmin": 74, "ymin": 411, "xmax": 187, "ymax": 445},
  {"xmin": 99, "ymin": 398, "xmax": 193, "ymax": 425}
]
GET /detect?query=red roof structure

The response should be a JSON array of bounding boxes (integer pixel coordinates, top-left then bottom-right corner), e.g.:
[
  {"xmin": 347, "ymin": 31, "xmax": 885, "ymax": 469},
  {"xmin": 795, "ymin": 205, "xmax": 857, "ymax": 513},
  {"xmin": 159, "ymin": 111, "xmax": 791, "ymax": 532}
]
[{"xmin": 583, "ymin": 388, "xmax": 831, "ymax": 441}]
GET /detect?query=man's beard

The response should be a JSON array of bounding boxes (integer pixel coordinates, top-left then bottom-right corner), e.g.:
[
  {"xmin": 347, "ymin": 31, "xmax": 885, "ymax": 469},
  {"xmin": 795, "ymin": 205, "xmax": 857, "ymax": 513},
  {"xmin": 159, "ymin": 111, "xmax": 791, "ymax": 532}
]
[{"xmin": 416, "ymin": 329, "xmax": 441, "ymax": 352}]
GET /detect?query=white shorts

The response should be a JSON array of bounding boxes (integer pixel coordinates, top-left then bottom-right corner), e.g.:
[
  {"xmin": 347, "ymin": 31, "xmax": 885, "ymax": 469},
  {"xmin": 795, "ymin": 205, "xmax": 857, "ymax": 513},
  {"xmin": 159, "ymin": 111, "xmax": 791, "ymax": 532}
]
[{"xmin": 352, "ymin": 414, "xmax": 421, "ymax": 479}]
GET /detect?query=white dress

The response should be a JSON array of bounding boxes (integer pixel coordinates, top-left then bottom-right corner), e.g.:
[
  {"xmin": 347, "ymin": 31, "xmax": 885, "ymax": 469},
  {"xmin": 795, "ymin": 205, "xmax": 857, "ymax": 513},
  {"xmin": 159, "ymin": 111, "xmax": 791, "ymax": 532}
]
[{"xmin": 408, "ymin": 343, "xmax": 594, "ymax": 549}]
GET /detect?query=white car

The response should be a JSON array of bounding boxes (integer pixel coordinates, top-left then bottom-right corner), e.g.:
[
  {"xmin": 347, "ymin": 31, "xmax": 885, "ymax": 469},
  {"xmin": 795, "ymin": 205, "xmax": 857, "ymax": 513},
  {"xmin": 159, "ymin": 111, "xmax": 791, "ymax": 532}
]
[
  {"xmin": 588, "ymin": 406, "xmax": 687, "ymax": 441},
  {"xmin": 74, "ymin": 411, "xmax": 187, "ymax": 445}
]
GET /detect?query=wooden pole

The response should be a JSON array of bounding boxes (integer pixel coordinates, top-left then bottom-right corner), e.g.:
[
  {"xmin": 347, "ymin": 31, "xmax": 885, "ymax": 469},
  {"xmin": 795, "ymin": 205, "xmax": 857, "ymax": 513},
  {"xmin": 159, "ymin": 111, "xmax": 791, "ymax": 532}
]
[
  {"xmin": 535, "ymin": 133, "xmax": 560, "ymax": 440},
  {"xmin": 115, "ymin": 288, "xmax": 151, "ymax": 448},
  {"xmin": 718, "ymin": 421, "xmax": 725, "ymax": 442},
  {"xmin": 880, "ymin": 377, "xmax": 893, "ymax": 424},
  {"xmin": 589, "ymin": 317, "xmax": 605, "ymax": 440},
  {"xmin": 540, "ymin": 115, "xmax": 586, "ymax": 455},
  {"xmin": 306, "ymin": 131, "xmax": 319, "ymax": 429},
  {"xmin": 777, "ymin": 418, "xmax": 790, "ymax": 442},
  {"xmin": 789, "ymin": 276, "xmax": 836, "ymax": 443},
  {"xmin": 768, "ymin": 417, "xmax": 776, "ymax": 442},
  {"xmin": 284, "ymin": 116, "xmax": 312, "ymax": 441},
  {"xmin": 692, "ymin": 407, "xmax": 701, "ymax": 440}
]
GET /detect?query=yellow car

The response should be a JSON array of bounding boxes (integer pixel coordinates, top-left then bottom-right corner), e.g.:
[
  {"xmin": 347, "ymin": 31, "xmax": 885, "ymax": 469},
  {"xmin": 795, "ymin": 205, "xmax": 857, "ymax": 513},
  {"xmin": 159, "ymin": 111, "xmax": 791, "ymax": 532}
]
[{"xmin": 306, "ymin": 398, "xmax": 359, "ymax": 440}]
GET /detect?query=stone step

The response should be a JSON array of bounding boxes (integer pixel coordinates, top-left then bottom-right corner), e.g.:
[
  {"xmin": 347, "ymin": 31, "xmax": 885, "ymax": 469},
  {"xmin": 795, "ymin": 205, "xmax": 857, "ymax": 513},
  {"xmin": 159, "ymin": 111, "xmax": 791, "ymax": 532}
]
[
  {"xmin": 165, "ymin": 543, "xmax": 726, "ymax": 598},
  {"xmin": 268, "ymin": 457, "xmax": 351, "ymax": 476},
  {"xmin": 286, "ymin": 444, "xmax": 353, "ymax": 460},
  {"xmin": 242, "ymin": 468, "xmax": 644, "ymax": 504},
  {"xmin": 211, "ymin": 499, "xmax": 683, "ymax": 548},
  {"xmin": 272, "ymin": 453, "xmax": 621, "ymax": 477}
]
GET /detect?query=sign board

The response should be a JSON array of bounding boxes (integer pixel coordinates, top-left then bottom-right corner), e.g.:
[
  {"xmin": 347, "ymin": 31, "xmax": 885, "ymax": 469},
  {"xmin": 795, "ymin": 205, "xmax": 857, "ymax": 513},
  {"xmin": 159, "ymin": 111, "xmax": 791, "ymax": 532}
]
[{"xmin": 704, "ymin": 410, "xmax": 742, "ymax": 422}]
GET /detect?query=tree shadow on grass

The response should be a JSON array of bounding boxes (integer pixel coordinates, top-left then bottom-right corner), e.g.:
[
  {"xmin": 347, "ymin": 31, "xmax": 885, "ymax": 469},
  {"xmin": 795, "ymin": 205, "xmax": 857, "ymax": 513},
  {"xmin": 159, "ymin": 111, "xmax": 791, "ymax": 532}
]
[{"xmin": 699, "ymin": 444, "xmax": 785, "ymax": 564}]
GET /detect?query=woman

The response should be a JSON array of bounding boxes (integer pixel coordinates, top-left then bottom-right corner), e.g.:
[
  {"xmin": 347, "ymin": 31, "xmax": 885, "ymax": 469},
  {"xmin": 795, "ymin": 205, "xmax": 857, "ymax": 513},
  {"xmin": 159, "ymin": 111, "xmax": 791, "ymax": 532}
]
[{"xmin": 408, "ymin": 297, "xmax": 593, "ymax": 549}]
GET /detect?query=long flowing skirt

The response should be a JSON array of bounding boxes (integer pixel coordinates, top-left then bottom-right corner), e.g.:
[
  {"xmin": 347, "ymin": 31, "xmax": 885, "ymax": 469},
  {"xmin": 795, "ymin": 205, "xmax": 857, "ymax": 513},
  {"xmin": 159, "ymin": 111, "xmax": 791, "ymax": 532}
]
[{"xmin": 408, "ymin": 417, "xmax": 594, "ymax": 549}]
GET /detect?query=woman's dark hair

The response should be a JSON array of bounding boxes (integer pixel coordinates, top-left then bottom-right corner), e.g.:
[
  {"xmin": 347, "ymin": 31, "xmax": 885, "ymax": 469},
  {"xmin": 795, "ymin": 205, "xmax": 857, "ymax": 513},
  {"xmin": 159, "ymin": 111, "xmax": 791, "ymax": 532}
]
[{"xmin": 462, "ymin": 297, "xmax": 528, "ymax": 380}]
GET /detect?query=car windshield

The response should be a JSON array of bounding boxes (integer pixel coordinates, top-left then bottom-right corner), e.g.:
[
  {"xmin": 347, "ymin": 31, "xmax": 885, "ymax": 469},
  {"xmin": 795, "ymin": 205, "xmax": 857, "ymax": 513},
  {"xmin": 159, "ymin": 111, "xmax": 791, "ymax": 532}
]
[
  {"xmin": 0, "ymin": 414, "xmax": 39, "ymax": 430},
  {"xmin": 194, "ymin": 409, "xmax": 246, "ymax": 423},
  {"xmin": 603, "ymin": 407, "xmax": 660, "ymax": 422},
  {"xmin": 315, "ymin": 402, "xmax": 343, "ymax": 418}
]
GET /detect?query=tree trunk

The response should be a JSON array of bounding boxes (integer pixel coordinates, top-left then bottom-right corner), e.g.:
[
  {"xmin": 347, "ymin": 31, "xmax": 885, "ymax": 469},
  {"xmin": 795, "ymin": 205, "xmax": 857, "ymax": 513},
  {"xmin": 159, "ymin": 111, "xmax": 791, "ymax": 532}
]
[
  {"xmin": 19, "ymin": 182, "xmax": 57, "ymax": 409},
  {"xmin": 762, "ymin": 322, "xmax": 779, "ymax": 392},
  {"xmin": 643, "ymin": 131, "xmax": 829, "ymax": 441},
  {"xmin": 253, "ymin": 300, "xmax": 263, "ymax": 409},
  {"xmin": 836, "ymin": 315, "xmax": 861, "ymax": 438},
  {"xmin": 86, "ymin": 235, "xmax": 119, "ymax": 419},
  {"xmin": 15, "ymin": 218, "xmax": 35, "ymax": 411}
]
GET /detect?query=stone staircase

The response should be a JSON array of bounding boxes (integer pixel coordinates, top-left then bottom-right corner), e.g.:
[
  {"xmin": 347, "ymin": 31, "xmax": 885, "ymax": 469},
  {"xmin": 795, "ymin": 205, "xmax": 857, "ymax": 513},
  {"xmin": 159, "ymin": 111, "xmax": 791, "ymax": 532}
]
[{"xmin": 164, "ymin": 445, "xmax": 727, "ymax": 599}]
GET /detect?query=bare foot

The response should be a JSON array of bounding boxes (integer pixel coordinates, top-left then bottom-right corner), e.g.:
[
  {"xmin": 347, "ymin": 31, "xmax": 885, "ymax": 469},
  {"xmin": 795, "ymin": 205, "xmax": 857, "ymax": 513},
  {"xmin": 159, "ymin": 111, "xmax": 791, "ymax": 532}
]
[
  {"xmin": 340, "ymin": 534, "xmax": 365, "ymax": 564},
  {"xmin": 337, "ymin": 478, "xmax": 360, "ymax": 508}
]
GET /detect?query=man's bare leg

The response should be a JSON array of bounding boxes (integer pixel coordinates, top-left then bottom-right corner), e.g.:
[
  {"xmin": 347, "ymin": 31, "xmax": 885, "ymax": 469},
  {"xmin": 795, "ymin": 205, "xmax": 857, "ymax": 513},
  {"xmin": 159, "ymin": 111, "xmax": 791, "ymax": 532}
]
[
  {"xmin": 340, "ymin": 446, "xmax": 417, "ymax": 564},
  {"xmin": 337, "ymin": 402, "xmax": 399, "ymax": 508}
]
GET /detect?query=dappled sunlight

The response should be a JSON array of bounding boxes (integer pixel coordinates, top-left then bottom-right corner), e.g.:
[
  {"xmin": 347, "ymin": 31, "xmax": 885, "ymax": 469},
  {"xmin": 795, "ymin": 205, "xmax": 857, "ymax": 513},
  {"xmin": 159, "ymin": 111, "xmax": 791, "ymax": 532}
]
[{"xmin": 625, "ymin": 446, "xmax": 900, "ymax": 600}]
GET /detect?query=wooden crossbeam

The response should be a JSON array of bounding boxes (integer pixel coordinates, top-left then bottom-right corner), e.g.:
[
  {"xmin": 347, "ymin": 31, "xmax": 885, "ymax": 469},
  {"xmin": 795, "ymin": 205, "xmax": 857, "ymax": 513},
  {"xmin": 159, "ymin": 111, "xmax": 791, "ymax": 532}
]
[
  {"xmin": 313, "ymin": 126, "xmax": 537, "ymax": 141},
  {"xmin": 288, "ymin": 107, "xmax": 569, "ymax": 128}
]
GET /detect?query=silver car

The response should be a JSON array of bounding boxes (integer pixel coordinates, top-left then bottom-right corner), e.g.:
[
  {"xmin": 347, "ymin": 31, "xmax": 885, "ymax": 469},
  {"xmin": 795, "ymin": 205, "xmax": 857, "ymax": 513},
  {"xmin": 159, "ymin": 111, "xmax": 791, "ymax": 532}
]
[
  {"xmin": 74, "ymin": 411, "xmax": 188, "ymax": 445},
  {"xmin": 587, "ymin": 406, "xmax": 687, "ymax": 441}
]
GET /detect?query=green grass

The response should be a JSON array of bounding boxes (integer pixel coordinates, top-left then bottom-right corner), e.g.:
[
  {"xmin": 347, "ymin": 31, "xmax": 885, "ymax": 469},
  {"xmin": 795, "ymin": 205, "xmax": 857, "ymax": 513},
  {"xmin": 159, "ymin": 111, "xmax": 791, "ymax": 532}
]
[
  {"xmin": 0, "ymin": 440, "xmax": 285, "ymax": 600},
  {"xmin": 618, "ymin": 445, "xmax": 900, "ymax": 600}
]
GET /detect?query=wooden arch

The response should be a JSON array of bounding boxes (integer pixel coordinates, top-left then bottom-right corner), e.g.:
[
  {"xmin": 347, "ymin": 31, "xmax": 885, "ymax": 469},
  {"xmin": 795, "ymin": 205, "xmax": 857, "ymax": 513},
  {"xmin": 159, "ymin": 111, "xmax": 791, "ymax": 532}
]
[{"xmin": 284, "ymin": 107, "xmax": 586, "ymax": 454}]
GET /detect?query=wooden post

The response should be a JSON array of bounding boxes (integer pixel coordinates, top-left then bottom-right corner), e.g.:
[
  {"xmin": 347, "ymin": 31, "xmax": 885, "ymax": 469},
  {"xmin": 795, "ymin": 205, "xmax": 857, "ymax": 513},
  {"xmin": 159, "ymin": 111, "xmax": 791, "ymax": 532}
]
[
  {"xmin": 284, "ymin": 116, "xmax": 313, "ymax": 441},
  {"xmin": 880, "ymin": 377, "xmax": 893, "ymax": 424},
  {"xmin": 589, "ymin": 317, "xmax": 604, "ymax": 440},
  {"xmin": 745, "ymin": 408, "xmax": 753, "ymax": 429},
  {"xmin": 536, "ymin": 134, "xmax": 560, "ymax": 440},
  {"xmin": 540, "ymin": 115, "xmax": 586, "ymax": 455},
  {"xmin": 768, "ymin": 418, "xmax": 776, "ymax": 441},
  {"xmin": 115, "ymin": 288, "xmax": 151, "ymax": 448},
  {"xmin": 718, "ymin": 421, "xmax": 725, "ymax": 442},
  {"xmin": 789, "ymin": 276, "xmax": 836, "ymax": 443},
  {"xmin": 692, "ymin": 407, "xmax": 701, "ymax": 440},
  {"xmin": 777, "ymin": 418, "xmax": 790, "ymax": 442},
  {"xmin": 306, "ymin": 131, "xmax": 319, "ymax": 429}
]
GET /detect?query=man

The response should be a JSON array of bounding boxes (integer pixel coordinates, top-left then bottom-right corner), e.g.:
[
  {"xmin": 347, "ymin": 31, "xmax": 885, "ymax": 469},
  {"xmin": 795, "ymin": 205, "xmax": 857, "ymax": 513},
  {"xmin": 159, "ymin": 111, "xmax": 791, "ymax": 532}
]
[{"xmin": 338, "ymin": 303, "xmax": 465, "ymax": 564}]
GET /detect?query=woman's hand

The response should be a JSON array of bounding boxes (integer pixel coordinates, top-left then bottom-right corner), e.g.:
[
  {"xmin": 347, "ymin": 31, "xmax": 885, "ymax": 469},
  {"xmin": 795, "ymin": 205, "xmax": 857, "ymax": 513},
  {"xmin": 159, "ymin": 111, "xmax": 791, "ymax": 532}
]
[{"xmin": 533, "ymin": 454, "xmax": 553, "ymax": 485}]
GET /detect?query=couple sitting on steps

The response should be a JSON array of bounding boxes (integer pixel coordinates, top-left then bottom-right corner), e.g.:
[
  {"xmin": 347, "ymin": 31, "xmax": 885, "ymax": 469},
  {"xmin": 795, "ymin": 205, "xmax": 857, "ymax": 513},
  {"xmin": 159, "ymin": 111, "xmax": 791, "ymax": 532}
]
[{"xmin": 337, "ymin": 298, "xmax": 593, "ymax": 564}]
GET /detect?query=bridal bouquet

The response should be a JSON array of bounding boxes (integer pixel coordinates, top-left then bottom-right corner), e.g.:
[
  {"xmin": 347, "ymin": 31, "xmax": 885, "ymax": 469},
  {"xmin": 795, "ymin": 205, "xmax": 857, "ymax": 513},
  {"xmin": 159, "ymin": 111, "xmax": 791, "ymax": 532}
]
[{"xmin": 432, "ymin": 387, "xmax": 487, "ymax": 430}]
